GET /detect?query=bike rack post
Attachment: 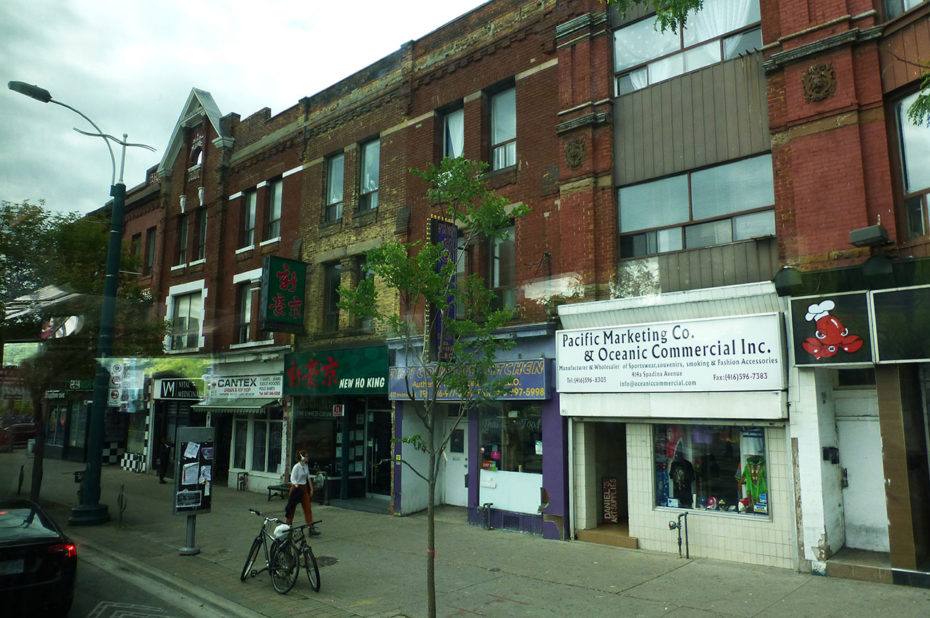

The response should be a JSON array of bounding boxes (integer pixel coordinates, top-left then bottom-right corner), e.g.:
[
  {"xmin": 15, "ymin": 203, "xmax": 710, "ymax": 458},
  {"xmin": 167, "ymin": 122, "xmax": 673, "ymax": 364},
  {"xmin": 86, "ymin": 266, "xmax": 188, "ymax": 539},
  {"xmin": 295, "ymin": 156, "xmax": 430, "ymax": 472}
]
[{"xmin": 481, "ymin": 502, "xmax": 494, "ymax": 530}]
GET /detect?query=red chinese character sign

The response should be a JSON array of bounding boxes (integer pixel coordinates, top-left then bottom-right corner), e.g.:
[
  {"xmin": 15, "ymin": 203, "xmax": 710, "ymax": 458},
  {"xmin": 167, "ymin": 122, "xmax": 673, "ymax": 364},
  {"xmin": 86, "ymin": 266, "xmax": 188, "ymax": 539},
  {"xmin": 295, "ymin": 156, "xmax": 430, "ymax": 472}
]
[
  {"xmin": 284, "ymin": 347, "xmax": 388, "ymax": 396},
  {"xmin": 260, "ymin": 256, "xmax": 307, "ymax": 333}
]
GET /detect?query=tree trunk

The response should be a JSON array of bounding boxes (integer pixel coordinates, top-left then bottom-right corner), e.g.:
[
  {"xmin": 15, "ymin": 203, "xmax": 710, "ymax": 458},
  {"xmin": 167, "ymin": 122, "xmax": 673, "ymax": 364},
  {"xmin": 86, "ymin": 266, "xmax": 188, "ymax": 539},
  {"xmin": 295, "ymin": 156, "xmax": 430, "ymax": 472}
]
[{"xmin": 426, "ymin": 425, "xmax": 437, "ymax": 618}]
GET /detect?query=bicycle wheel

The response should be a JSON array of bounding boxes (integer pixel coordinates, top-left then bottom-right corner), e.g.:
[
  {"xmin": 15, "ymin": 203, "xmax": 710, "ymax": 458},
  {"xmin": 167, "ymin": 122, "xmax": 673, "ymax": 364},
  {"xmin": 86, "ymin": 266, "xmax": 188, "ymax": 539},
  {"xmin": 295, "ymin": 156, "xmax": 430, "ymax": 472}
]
[
  {"xmin": 302, "ymin": 546, "xmax": 320, "ymax": 592},
  {"xmin": 270, "ymin": 539, "xmax": 299, "ymax": 594},
  {"xmin": 240, "ymin": 537, "xmax": 262, "ymax": 581}
]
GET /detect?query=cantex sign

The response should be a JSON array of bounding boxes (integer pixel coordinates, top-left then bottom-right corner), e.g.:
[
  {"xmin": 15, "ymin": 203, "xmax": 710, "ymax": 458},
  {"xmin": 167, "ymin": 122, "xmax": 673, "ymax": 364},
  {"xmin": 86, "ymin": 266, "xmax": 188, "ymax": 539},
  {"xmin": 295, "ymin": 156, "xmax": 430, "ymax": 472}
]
[
  {"xmin": 556, "ymin": 313, "xmax": 785, "ymax": 393},
  {"xmin": 208, "ymin": 375, "xmax": 282, "ymax": 398}
]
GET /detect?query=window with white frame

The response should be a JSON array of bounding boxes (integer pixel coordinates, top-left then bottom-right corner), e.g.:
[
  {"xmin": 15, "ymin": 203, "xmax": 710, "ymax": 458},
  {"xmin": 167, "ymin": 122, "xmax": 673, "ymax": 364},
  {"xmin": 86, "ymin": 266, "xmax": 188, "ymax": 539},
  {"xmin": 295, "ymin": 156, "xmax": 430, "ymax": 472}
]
[
  {"xmin": 170, "ymin": 292, "xmax": 202, "ymax": 350},
  {"xmin": 490, "ymin": 87, "xmax": 516, "ymax": 170},
  {"xmin": 241, "ymin": 190, "xmax": 257, "ymax": 247},
  {"xmin": 195, "ymin": 207, "xmax": 207, "ymax": 261},
  {"xmin": 613, "ymin": 0, "xmax": 761, "ymax": 96},
  {"xmin": 443, "ymin": 107, "xmax": 464, "ymax": 159},
  {"xmin": 490, "ymin": 225, "xmax": 516, "ymax": 310},
  {"xmin": 231, "ymin": 412, "xmax": 283, "ymax": 475},
  {"xmin": 619, "ymin": 154, "xmax": 775, "ymax": 257},
  {"xmin": 325, "ymin": 153, "xmax": 345, "ymax": 222},
  {"xmin": 323, "ymin": 262, "xmax": 343, "ymax": 332},
  {"xmin": 356, "ymin": 258, "xmax": 375, "ymax": 332},
  {"xmin": 176, "ymin": 214, "xmax": 189, "ymax": 265},
  {"xmin": 236, "ymin": 283, "xmax": 252, "ymax": 344},
  {"xmin": 359, "ymin": 139, "xmax": 380, "ymax": 211},
  {"xmin": 265, "ymin": 179, "xmax": 282, "ymax": 240},
  {"xmin": 896, "ymin": 92, "xmax": 930, "ymax": 239}
]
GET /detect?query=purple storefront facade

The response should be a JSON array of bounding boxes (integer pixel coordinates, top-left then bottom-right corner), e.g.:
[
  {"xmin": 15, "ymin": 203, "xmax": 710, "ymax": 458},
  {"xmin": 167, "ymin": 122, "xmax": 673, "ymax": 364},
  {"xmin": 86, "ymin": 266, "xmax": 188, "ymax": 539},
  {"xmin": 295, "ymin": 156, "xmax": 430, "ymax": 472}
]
[{"xmin": 390, "ymin": 355, "xmax": 570, "ymax": 540}]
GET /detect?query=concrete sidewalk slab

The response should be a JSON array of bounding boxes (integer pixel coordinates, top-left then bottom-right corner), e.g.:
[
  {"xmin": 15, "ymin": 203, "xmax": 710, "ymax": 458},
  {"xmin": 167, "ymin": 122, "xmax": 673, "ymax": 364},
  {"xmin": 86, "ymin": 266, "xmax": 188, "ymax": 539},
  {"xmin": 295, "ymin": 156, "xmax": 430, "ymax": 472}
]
[{"xmin": 3, "ymin": 450, "xmax": 930, "ymax": 617}]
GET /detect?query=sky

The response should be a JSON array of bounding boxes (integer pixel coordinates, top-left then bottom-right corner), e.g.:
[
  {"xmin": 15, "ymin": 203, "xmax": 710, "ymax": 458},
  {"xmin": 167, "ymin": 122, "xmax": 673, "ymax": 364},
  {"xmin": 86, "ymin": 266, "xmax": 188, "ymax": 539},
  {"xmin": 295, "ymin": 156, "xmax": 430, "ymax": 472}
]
[{"xmin": 0, "ymin": 0, "xmax": 490, "ymax": 215}]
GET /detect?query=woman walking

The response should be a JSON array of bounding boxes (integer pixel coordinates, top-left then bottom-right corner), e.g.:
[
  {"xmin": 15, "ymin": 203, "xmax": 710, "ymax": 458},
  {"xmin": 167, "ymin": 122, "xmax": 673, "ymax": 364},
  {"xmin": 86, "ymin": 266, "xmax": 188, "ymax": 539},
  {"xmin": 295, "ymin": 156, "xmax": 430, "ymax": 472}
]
[{"xmin": 284, "ymin": 449, "xmax": 314, "ymax": 530}]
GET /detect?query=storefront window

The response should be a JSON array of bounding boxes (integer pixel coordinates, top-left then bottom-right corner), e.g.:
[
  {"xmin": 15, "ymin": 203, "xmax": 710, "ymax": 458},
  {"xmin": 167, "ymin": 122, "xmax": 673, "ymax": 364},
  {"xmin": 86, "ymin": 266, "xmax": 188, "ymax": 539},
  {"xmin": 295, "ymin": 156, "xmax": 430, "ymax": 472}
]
[
  {"xmin": 69, "ymin": 405, "xmax": 87, "ymax": 449},
  {"xmin": 293, "ymin": 417, "xmax": 336, "ymax": 471},
  {"xmin": 653, "ymin": 424, "xmax": 768, "ymax": 515},
  {"xmin": 46, "ymin": 404, "xmax": 67, "ymax": 447},
  {"xmin": 479, "ymin": 403, "xmax": 542, "ymax": 473},
  {"xmin": 126, "ymin": 413, "xmax": 147, "ymax": 453},
  {"xmin": 232, "ymin": 413, "xmax": 283, "ymax": 474},
  {"xmin": 233, "ymin": 419, "xmax": 247, "ymax": 469}
]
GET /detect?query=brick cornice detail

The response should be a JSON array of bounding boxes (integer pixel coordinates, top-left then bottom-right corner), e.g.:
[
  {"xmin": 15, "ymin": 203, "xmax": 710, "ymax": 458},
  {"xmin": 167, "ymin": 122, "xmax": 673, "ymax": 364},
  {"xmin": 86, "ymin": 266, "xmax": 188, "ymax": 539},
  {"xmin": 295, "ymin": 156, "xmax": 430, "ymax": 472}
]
[
  {"xmin": 763, "ymin": 26, "xmax": 883, "ymax": 74},
  {"xmin": 555, "ymin": 12, "xmax": 607, "ymax": 43},
  {"xmin": 556, "ymin": 112, "xmax": 609, "ymax": 134}
]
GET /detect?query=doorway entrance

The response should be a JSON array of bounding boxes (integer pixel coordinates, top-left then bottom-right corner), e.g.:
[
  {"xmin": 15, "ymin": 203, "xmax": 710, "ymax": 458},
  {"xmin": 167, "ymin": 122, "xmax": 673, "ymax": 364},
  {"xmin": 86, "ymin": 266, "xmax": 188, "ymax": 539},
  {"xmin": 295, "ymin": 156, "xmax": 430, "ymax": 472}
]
[
  {"xmin": 443, "ymin": 418, "xmax": 468, "ymax": 507},
  {"xmin": 366, "ymin": 408, "xmax": 392, "ymax": 496}
]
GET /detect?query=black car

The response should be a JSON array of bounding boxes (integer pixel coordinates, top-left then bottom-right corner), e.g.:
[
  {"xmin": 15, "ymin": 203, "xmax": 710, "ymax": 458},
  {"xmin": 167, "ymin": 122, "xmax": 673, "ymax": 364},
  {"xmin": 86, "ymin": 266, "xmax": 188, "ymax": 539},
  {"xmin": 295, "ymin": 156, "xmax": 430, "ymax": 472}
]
[{"xmin": 0, "ymin": 499, "xmax": 77, "ymax": 616}]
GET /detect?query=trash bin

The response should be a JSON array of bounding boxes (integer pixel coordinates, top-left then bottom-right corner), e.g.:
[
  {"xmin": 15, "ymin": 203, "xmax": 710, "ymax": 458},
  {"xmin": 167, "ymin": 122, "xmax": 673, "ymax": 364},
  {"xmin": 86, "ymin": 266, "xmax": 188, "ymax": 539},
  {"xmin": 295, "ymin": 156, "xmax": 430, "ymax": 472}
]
[{"xmin": 26, "ymin": 439, "xmax": 35, "ymax": 455}]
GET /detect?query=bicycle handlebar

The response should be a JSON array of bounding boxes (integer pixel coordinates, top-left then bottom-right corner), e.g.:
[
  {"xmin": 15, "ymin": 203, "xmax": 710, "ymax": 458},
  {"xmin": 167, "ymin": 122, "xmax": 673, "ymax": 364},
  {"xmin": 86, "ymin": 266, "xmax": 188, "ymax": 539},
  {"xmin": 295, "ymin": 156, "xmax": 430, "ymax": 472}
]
[{"xmin": 248, "ymin": 508, "xmax": 286, "ymax": 525}]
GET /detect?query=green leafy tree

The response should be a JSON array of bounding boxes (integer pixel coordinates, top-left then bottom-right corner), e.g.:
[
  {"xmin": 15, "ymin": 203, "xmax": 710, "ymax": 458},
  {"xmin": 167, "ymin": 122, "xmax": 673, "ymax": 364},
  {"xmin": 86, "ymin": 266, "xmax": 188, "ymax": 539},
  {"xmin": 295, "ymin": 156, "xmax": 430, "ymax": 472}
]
[
  {"xmin": 604, "ymin": 0, "xmax": 703, "ymax": 32},
  {"xmin": 340, "ymin": 157, "xmax": 528, "ymax": 618},
  {"xmin": 2, "ymin": 200, "xmax": 166, "ymax": 500}
]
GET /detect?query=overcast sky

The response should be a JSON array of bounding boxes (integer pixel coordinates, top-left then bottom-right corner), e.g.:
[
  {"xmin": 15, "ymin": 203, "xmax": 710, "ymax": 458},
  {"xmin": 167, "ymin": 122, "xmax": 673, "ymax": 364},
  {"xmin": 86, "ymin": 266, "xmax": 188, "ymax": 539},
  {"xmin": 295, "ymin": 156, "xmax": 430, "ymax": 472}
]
[{"xmin": 0, "ymin": 0, "xmax": 489, "ymax": 215}]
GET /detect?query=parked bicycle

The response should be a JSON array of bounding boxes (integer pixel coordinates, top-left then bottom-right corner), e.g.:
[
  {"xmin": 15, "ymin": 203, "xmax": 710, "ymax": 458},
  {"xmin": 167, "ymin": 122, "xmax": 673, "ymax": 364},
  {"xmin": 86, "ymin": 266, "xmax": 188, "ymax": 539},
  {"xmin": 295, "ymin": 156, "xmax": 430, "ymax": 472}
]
[
  {"xmin": 240, "ymin": 509, "xmax": 299, "ymax": 594},
  {"xmin": 287, "ymin": 519, "xmax": 322, "ymax": 592}
]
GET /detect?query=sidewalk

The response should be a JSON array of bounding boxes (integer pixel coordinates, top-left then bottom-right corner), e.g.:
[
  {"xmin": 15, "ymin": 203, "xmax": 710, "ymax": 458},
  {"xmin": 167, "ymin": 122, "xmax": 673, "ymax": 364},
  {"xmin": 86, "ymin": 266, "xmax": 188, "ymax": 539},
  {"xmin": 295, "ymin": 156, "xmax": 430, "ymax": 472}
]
[{"xmin": 3, "ymin": 450, "xmax": 929, "ymax": 617}]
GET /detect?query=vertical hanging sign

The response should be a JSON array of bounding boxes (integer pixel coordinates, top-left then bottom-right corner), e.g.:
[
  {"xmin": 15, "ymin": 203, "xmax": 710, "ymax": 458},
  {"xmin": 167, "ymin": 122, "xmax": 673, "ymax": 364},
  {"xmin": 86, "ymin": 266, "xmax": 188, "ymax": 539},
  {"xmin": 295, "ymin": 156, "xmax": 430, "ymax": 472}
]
[
  {"xmin": 260, "ymin": 255, "xmax": 307, "ymax": 333},
  {"xmin": 427, "ymin": 216, "xmax": 457, "ymax": 361}
]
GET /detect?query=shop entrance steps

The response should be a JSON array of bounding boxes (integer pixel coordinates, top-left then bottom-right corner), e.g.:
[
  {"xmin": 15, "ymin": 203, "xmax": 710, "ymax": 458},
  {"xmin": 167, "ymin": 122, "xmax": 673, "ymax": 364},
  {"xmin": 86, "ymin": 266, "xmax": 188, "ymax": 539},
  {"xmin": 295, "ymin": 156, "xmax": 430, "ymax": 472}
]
[{"xmin": 576, "ymin": 522, "xmax": 639, "ymax": 549}]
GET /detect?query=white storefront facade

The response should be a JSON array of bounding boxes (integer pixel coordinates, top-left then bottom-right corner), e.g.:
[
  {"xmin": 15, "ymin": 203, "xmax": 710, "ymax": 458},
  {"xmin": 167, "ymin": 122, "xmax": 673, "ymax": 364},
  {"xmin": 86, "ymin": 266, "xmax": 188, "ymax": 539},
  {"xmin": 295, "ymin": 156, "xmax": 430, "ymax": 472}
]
[{"xmin": 557, "ymin": 282, "xmax": 799, "ymax": 568}]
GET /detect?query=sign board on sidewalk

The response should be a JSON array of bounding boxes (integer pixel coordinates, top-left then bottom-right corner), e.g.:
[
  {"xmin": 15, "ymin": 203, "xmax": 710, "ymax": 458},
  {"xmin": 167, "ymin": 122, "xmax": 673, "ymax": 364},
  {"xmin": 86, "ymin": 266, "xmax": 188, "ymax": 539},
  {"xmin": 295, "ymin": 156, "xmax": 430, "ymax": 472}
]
[{"xmin": 173, "ymin": 426, "xmax": 214, "ymax": 515}]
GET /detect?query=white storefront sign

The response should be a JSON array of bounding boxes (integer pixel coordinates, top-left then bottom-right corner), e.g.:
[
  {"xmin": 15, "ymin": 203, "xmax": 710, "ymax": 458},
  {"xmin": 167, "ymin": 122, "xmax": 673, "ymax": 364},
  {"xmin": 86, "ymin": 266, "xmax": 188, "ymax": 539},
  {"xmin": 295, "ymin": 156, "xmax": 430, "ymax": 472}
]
[
  {"xmin": 209, "ymin": 375, "xmax": 283, "ymax": 398},
  {"xmin": 557, "ymin": 313, "xmax": 784, "ymax": 393}
]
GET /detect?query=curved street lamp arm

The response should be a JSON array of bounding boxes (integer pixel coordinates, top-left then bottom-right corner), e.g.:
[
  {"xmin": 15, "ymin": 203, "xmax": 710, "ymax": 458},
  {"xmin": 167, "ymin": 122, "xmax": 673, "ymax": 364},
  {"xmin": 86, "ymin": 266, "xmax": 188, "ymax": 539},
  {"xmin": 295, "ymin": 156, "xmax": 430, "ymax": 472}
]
[{"xmin": 49, "ymin": 99, "xmax": 117, "ymax": 186}]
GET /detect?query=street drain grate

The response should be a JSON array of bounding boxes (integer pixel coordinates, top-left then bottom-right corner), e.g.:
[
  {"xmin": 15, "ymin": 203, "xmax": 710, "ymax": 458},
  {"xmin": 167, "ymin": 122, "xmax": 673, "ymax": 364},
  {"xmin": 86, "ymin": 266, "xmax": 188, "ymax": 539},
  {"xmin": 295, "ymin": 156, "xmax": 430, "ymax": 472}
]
[{"xmin": 316, "ymin": 555, "xmax": 339, "ymax": 567}]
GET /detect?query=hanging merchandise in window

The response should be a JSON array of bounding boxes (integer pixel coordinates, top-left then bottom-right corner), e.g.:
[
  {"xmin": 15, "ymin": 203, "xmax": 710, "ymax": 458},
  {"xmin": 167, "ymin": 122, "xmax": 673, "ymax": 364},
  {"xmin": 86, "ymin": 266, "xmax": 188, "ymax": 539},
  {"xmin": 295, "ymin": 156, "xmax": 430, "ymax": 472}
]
[
  {"xmin": 479, "ymin": 403, "xmax": 542, "ymax": 474},
  {"xmin": 654, "ymin": 424, "xmax": 768, "ymax": 515}
]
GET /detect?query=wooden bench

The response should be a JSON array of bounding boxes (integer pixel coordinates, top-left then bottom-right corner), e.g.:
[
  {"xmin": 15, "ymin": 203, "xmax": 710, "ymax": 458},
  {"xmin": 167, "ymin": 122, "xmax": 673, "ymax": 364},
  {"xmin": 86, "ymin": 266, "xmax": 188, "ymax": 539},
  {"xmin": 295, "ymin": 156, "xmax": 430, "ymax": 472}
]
[{"xmin": 267, "ymin": 484, "xmax": 290, "ymax": 501}]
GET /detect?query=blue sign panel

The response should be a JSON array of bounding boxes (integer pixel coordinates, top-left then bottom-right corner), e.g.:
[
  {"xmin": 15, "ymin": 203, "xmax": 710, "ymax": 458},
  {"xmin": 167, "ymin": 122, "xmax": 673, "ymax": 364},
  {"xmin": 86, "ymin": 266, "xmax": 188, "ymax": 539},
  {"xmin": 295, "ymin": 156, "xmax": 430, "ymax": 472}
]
[{"xmin": 389, "ymin": 359, "xmax": 550, "ymax": 401}]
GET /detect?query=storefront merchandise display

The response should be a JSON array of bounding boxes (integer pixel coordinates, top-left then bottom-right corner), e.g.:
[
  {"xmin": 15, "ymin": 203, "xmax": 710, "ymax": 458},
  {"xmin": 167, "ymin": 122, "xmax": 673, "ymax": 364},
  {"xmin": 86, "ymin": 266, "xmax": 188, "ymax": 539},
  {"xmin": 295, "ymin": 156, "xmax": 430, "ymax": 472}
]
[{"xmin": 653, "ymin": 424, "xmax": 769, "ymax": 516}]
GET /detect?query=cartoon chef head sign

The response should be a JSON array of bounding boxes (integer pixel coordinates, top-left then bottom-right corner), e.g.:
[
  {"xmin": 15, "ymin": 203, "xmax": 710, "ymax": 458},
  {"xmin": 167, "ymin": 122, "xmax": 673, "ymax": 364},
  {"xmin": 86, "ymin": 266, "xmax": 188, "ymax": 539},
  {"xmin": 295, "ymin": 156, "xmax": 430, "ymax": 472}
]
[{"xmin": 801, "ymin": 300, "xmax": 864, "ymax": 360}]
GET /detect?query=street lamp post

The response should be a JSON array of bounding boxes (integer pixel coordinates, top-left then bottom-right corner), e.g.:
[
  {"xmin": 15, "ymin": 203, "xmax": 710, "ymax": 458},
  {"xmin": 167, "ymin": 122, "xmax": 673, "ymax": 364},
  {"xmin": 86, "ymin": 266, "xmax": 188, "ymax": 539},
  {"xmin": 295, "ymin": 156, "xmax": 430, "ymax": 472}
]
[{"xmin": 8, "ymin": 81, "xmax": 155, "ymax": 525}]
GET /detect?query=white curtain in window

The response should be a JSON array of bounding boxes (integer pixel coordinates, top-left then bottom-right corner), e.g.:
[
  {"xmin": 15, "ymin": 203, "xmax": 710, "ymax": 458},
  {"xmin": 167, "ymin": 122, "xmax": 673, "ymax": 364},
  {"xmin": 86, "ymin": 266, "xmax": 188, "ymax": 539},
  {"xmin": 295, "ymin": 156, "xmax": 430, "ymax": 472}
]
[
  {"xmin": 683, "ymin": 0, "xmax": 758, "ymax": 47},
  {"xmin": 899, "ymin": 93, "xmax": 930, "ymax": 194},
  {"xmin": 327, "ymin": 154, "xmax": 344, "ymax": 204},
  {"xmin": 614, "ymin": 18, "xmax": 679, "ymax": 72},
  {"xmin": 362, "ymin": 140, "xmax": 380, "ymax": 193},
  {"xmin": 444, "ymin": 109, "xmax": 464, "ymax": 158}
]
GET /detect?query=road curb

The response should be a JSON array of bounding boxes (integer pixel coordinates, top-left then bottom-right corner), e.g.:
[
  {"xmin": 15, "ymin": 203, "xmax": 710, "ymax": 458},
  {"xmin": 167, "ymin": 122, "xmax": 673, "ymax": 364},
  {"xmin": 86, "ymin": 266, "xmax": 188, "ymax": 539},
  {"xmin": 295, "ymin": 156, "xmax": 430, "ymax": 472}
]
[{"xmin": 71, "ymin": 533, "xmax": 265, "ymax": 618}]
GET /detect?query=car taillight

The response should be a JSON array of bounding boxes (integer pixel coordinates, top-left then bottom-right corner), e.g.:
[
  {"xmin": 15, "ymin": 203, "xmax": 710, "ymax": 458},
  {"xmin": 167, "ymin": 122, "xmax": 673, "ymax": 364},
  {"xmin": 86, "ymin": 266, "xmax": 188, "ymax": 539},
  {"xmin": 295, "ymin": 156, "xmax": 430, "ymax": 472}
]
[{"xmin": 48, "ymin": 543, "xmax": 77, "ymax": 561}]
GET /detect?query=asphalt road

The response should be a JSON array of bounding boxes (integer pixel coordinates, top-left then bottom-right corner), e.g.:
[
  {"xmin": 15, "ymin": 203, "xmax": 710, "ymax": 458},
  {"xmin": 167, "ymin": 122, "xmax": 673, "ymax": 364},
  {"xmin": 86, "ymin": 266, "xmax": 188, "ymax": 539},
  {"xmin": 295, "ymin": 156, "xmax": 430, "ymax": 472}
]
[{"xmin": 72, "ymin": 545, "xmax": 219, "ymax": 618}]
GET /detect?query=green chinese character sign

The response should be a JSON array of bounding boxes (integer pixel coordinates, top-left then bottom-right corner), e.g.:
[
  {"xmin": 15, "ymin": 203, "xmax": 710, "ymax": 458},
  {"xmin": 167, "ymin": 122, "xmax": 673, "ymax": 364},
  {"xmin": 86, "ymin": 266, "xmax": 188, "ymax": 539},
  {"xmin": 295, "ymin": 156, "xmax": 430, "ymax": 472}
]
[{"xmin": 260, "ymin": 255, "xmax": 307, "ymax": 333}]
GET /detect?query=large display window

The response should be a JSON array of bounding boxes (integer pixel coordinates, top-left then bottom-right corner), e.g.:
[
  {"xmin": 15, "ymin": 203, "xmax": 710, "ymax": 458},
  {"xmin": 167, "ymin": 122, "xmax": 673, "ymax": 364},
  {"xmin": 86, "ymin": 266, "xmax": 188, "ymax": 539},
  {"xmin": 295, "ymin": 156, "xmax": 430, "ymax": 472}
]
[
  {"xmin": 479, "ymin": 402, "xmax": 542, "ymax": 473},
  {"xmin": 654, "ymin": 424, "xmax": 768, "ymax": 516}
]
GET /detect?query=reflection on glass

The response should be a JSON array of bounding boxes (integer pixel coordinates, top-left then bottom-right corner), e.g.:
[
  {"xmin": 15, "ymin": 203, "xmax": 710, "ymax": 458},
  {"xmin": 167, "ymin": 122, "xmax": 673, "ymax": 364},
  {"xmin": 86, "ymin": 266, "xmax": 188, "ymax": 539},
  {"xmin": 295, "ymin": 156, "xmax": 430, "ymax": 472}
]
[
  {"xmin": 619, "ymin": 175, "xmax": 689, "ymax": 232},
  {"xmin": 691, "ymin": 155, "xmax": 774, "ymax": 219},
  {"xmin": 685, "ymin": 219, "xmax": 732, "ymax": 248}
]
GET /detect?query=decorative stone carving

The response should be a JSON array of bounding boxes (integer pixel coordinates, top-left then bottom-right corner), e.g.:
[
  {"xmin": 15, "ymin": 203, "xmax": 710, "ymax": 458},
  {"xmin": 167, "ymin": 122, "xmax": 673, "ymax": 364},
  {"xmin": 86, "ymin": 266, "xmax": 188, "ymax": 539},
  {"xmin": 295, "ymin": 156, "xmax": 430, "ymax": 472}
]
[
  {"xmin": 802, "ymin": 63, "xmax": 836, "ymax": 103},
  {"xmin": 565, "ymin": 138, "xmax": 586, "ymax": 169}
]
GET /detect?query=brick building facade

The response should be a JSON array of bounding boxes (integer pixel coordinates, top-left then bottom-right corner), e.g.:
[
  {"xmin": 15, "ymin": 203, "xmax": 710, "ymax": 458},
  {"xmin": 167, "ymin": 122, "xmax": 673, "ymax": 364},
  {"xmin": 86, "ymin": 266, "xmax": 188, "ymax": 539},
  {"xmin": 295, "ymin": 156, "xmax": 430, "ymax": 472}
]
[{"xmin": 96, "ymin": 0, "xmax": 930, "ymax": 582}]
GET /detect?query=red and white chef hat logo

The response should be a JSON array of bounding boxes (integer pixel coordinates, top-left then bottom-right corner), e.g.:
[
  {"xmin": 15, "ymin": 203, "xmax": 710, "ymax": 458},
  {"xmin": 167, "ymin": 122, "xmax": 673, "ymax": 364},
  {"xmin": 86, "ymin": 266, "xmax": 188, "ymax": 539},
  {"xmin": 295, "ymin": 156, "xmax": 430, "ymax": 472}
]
[{"xmin": 804, "ymin": 300, "xmax": 835, "ymax": 322}]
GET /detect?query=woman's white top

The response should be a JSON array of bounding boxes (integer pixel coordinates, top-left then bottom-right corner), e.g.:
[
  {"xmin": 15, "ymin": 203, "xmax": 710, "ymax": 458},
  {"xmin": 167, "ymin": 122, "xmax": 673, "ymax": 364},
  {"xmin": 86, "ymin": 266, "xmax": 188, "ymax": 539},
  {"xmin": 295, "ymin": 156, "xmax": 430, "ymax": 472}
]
[{"xmin": 290, "ymin": 461, "xmax": 310, "ymax": 485}]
